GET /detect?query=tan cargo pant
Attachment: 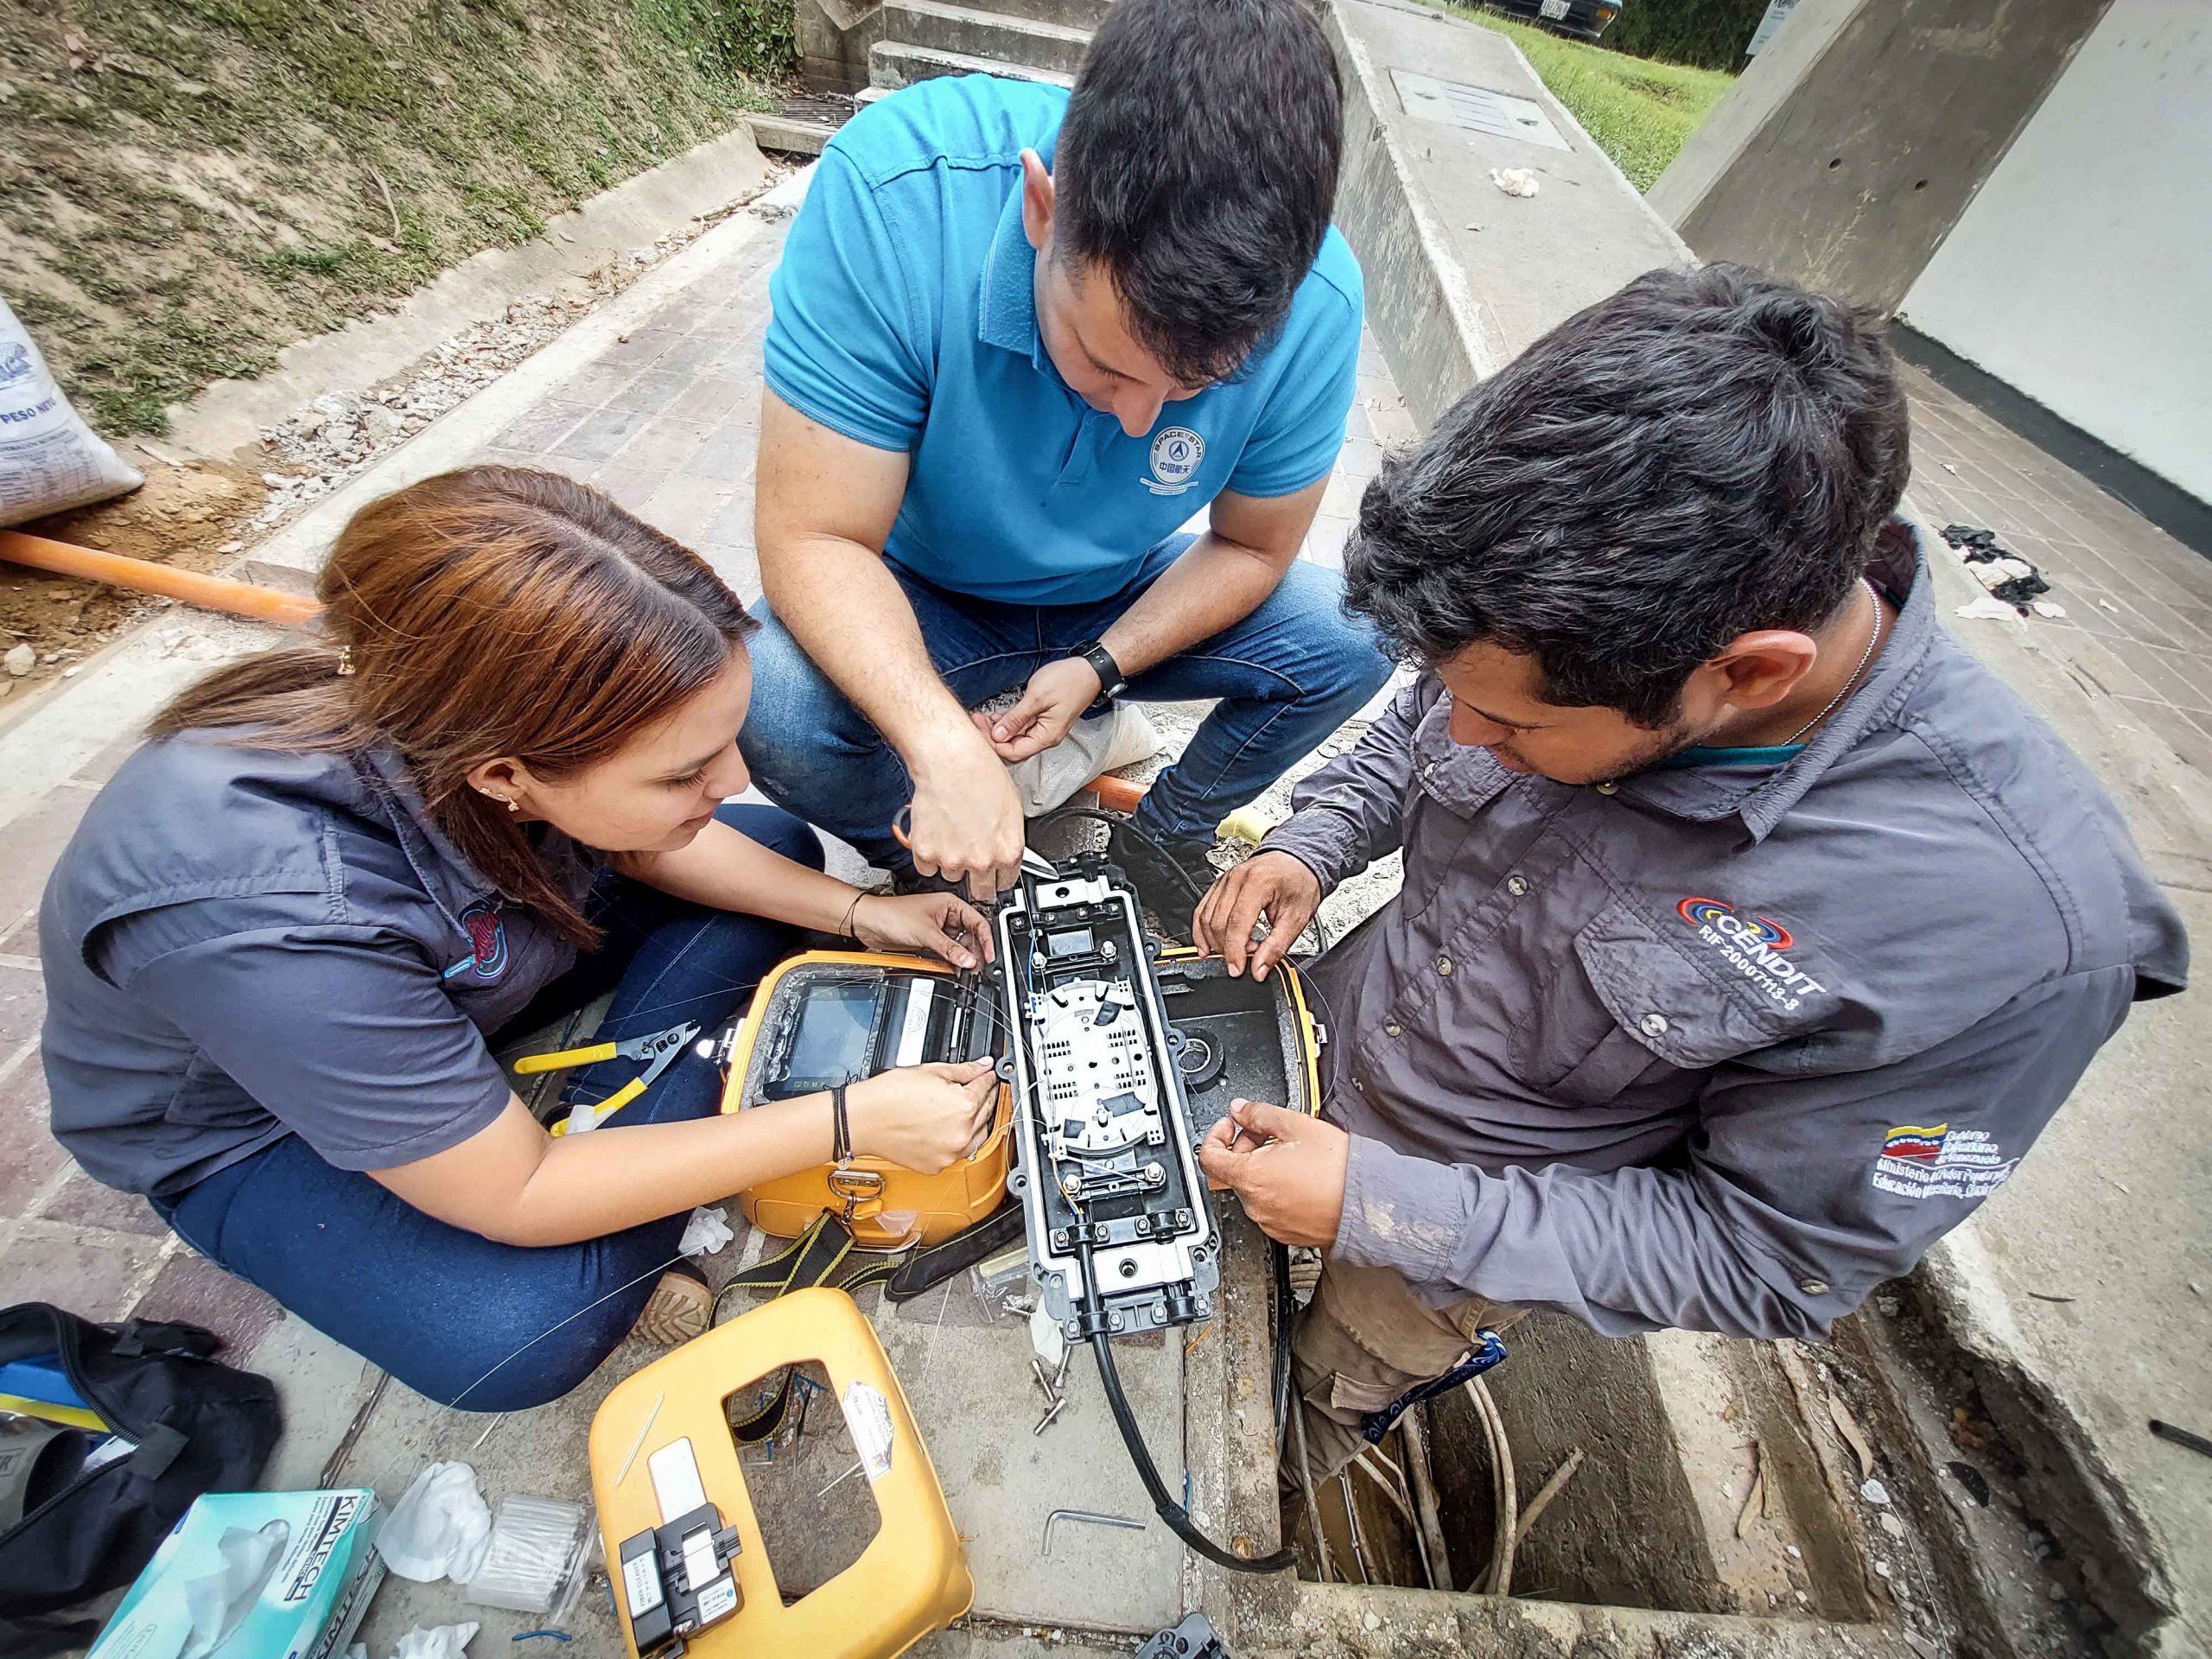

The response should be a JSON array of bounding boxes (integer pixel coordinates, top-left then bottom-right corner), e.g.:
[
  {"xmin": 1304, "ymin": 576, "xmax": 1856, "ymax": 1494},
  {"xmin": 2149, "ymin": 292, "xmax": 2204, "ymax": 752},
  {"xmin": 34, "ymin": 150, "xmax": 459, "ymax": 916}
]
[{"xmin": 1279, "ymin": 1258, "xmax": 1526, "ymax": 1510}]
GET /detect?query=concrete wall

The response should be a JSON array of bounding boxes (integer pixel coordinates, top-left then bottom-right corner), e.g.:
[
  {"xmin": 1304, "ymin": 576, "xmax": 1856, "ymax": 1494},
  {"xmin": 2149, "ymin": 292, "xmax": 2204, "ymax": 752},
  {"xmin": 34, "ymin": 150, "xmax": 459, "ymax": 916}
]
[
  {"xmin": 1649, "ymin": 0, "xmax": 2114, "ymax": 313},
  {"xmin": 1897, "ymin": 0, "xmax": 2211, "ymax": 505},
  {"xmin": 798, "ymin": 0, "xmax": 885, "ymax": 94},
  {"xmin": 1324, "ymin": 0, "xmax": 1694, "ymax": 429}
]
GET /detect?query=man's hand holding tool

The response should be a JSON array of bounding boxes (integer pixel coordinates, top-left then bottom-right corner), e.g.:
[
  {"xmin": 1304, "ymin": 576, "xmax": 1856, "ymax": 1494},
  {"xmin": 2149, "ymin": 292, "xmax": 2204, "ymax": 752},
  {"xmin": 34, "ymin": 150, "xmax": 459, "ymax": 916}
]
[
  {"xmin": 1192, "ymin": 851, "xmax": 1322, "ymax": 982},
  {"xmin": 901, "ymin": 741, "xmax": 1030, "ymax": 901},
  {"xmin": 1197, "ymin": 1096, "xmax": 1349, "ymax": 1249}
]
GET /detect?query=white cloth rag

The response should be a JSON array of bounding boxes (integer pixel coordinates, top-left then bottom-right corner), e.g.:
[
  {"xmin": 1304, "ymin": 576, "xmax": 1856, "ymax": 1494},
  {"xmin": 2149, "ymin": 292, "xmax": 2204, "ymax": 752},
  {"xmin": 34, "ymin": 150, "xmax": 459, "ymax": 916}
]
[
  {"xmin": 389, "ymin": 1622, "xmax": 480, "ymax": 1659},
  {"xmin": 680, "ymin": 1205, "xmax": 734, "ymax": 1256},
  {"xmin": 377, "ymin": 1462, "xmax": 493, "ymax": 1583}
]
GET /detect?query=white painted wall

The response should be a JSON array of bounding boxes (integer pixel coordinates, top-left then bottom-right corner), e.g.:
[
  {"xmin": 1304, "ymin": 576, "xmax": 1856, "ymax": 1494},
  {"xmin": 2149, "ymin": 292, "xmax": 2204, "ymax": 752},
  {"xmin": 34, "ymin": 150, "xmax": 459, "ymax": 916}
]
[{"xmin": 1898, "ymin": 0, "xmax": 2210, "ymax": 505}]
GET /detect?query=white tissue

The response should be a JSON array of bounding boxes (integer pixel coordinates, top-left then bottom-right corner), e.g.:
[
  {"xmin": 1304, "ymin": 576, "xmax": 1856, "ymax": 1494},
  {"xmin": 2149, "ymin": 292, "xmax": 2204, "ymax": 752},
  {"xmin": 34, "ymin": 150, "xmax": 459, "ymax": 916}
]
[
  {"xmin": 179, "ymin": 1519, "xmax": 290, "ymax": 1659},
  {"xmin": 680, "ymin": 1205, "xmax": 734, "ymax": 1256},
  {"xmin": 1490, "ymin": 167, "xmax": 1540, "ymax": 198},
  {"xmin": 377, "ymin": 1462, "xmax": 493, "ymax": 1583},
  {"xmin": 1955, "ymin": 595, "xmax": 2022, "ymax": 622},
  {"xmin": 389, "ymin": 1622, "xmax": 480, "ymax": 1659}
]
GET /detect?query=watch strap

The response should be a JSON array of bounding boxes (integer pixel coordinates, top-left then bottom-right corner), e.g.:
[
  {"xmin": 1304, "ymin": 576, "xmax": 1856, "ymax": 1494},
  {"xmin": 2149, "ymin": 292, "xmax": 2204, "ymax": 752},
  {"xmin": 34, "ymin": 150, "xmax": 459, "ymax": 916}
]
[{"xmin": 1075, "ymin": 639, "xmax": 1127, "ymax": 700}]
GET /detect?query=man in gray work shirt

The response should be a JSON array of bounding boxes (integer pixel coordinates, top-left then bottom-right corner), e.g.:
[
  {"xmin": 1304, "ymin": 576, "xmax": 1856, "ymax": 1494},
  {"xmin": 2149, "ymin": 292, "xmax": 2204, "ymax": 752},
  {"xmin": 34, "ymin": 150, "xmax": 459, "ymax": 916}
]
[{"xmin": 1192, "ymin": 265, "xmax": 2189, "ymax": 1494}]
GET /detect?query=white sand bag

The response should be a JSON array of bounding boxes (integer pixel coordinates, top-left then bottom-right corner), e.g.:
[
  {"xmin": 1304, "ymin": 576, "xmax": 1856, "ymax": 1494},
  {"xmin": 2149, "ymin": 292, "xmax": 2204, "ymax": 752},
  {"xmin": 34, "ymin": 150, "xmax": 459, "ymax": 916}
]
[
  {"xmin": 1009, "ymin": 702, "xmax": 1163, "ymax": 816},
  {"xmin": 0, "ymin": 295, "xmax": 143, "ymax": 527}
]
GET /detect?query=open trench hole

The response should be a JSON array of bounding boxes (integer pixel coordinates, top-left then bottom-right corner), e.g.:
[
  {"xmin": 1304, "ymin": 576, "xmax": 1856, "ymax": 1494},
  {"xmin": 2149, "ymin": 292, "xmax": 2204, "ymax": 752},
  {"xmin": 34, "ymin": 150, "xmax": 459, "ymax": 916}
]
[
  {"xmin": 1294, "ymin": 1313, "xmax": 1900, "ymax": 1624},
  {"xmin": 724, "ymin": 1361, "xmax": 883, "ymax": 1599}
]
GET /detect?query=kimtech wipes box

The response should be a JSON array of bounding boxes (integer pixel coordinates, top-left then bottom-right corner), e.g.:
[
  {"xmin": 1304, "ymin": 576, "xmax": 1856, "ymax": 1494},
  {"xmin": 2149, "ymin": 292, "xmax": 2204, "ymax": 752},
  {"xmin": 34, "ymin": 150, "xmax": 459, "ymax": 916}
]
[{"xmin": 88, "ymin": 1489, "xmax": 384, "ymax": 1659}]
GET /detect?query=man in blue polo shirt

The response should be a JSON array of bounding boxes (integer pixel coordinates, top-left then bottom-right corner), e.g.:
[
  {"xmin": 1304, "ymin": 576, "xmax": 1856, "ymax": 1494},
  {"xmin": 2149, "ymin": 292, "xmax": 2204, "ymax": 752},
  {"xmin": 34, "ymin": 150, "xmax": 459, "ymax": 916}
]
[{"xmin": 739, "ymin": 0, "xmax": 1391, "ymax": 931}]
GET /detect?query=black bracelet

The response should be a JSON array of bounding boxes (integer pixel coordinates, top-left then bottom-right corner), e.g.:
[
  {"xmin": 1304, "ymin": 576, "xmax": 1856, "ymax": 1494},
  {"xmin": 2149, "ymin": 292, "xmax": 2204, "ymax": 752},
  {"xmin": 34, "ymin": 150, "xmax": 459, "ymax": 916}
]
[{"xmin": 830, "ymin": 1083, "xmax": 851, "ymax": 1163}]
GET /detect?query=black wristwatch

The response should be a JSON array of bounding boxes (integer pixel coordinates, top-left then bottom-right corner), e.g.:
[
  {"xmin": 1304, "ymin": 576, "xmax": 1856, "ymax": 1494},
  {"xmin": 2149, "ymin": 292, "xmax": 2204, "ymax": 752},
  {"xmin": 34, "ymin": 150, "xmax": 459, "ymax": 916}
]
[{"xmin": 1072, "ymin": 639, "xmax": 1127, "ymax": 705}]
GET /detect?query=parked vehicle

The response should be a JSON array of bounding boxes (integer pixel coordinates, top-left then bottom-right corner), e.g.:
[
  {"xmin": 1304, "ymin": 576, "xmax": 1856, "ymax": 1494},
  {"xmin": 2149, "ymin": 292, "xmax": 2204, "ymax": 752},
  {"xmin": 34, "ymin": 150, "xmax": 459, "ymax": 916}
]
[{"xmin": 1479, "ymin": 0, "xmax": 1624, "ymax": 43}]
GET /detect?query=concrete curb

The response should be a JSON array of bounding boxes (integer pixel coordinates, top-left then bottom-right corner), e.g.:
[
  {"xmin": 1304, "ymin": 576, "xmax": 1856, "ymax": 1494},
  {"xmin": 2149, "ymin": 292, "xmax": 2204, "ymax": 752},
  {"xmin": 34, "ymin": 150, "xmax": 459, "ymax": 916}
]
[
  {"xmin": 246, "ymin": 168, "xmax": 810, "ymax": 580},
  {"xmin": 169, "ymin": 128, "xmax": 776, "ymax": 462},
  {"xmin": 1324, "ymin": 0, "xmax": 1498, "ymax": 427},
  {"xmin": 1321, "ymin": 0, "xmax": 1695, "ymax": 426},
  {"xmin": 1917, "ymin": 1232, "xmax": 2177, "ymax": 1646}
]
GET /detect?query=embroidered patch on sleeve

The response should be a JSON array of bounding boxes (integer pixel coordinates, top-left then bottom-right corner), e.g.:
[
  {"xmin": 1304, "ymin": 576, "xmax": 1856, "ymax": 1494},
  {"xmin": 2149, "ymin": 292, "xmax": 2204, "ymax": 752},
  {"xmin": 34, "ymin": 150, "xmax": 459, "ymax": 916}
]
[{"xmin": 1871, "ymin": 1122, "xmax": 2018, "ymax": 1201}]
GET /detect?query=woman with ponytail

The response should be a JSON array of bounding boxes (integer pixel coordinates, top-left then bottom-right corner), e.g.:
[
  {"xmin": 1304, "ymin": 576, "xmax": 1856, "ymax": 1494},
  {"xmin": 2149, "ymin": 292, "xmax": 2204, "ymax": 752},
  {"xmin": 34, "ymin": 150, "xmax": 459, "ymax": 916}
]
[{"xmin": 39, "ymin": 467, "xmax": 996, "ymax": 1408}]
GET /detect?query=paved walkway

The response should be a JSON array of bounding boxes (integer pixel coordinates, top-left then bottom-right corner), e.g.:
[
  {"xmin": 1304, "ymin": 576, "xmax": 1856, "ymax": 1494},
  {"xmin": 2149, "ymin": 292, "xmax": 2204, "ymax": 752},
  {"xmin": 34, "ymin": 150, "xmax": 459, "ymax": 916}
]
[
  {"xmin": 1898, "ymin": 359, "xmax": 2212, "ymax": 777},
  {"xmin": 1893, "ymin": 365, "xmax": 2212, "ymax": 1651}
]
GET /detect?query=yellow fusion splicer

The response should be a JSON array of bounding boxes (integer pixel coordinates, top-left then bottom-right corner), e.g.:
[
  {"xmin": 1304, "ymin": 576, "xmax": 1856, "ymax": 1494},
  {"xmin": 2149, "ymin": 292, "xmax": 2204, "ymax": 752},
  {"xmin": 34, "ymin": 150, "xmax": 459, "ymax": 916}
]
[{"xmin": 719, "ymin": 951, "xmax": 1014, "ymax": 1249}]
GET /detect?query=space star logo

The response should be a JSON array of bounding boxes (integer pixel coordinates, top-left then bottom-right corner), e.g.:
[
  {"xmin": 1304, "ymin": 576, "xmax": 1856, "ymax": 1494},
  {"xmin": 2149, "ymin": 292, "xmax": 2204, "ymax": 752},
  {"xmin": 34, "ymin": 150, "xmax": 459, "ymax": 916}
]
[
  {"xmin": 1675, "ymin": 896, "xmax": 1828, "ymax": 1013},
  {"xmin": 1143, "ymin": 426, "xmax": 1205, "ymax": 496}
]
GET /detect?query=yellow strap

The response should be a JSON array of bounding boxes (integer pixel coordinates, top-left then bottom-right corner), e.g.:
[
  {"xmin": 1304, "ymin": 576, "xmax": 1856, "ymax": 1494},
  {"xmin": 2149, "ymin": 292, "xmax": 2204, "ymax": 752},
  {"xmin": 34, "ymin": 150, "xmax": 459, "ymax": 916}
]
[
  {"xmin": 548, "ymin": 1077, "xmax": 646, "ymax": 1137},
  {"xmin": 513, "ymin": 1039, "xmax": 618, "ymax": 1075},
  {"xmin": 0, "ymin": 1391, "xmax": 106, "ymax": 1432}
]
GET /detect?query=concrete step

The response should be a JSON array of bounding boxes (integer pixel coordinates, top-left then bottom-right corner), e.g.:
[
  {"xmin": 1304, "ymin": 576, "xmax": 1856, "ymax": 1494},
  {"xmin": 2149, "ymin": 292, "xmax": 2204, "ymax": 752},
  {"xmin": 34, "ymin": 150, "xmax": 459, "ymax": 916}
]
[
  {"xmin": 747, "ymin": 113, "xmax": 841, "ymax": 156},
  {"xmin": 868, "ymin": 39, "xmax": 1077, "ymax": 92},
  {"xmin": 879, "ymin": 0, "xmax": 1093, "ymax": 78},
  {"xmin": 953, "ymin": 0, "xmax": 1113, "ymax": 33}
]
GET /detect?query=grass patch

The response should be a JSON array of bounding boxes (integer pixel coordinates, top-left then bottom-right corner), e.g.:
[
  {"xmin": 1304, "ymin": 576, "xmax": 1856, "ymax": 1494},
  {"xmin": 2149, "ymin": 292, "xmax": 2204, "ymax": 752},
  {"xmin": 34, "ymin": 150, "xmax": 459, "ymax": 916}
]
[
  {"xmin": 1, "ymin": 0, "xmax": 791, "ymax": 435},
  {"xmin": 1428, "ymin": 5, "xmax": 1736, "ymax": 191}
]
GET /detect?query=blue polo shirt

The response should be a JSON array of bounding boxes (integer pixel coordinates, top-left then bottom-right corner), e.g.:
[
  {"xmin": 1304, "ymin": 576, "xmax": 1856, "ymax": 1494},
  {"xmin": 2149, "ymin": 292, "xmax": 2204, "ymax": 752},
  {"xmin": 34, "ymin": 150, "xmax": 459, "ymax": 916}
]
[{"xmin": 764, "ymin": 74, "xmax": 1364, "ymax": 605}]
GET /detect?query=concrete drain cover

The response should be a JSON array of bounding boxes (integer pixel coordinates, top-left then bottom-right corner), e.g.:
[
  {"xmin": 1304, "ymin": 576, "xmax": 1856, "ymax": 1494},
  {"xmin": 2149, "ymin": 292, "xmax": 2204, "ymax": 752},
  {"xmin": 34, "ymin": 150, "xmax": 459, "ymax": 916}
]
[{"xmin": 1391, "ymin": 69, "xmax": 1570, "ymax": 151}]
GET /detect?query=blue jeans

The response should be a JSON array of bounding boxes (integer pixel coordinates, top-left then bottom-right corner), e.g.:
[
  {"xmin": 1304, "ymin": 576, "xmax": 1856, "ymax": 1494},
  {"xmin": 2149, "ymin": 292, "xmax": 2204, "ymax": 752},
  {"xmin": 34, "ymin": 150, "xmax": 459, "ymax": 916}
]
[
  {"xmin": 156, "ymin": 804, "xmax": 823, "ymax": 1412},
  {"xmin": 739, "ymin": 536, "xmax": 1394, "ymax": 866}
]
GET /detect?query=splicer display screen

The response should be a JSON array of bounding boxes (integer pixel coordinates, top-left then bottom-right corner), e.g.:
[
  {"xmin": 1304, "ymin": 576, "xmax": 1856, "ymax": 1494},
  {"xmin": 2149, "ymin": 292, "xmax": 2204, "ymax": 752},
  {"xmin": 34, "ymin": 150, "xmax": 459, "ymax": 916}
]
[{"xmin": 783, "ymin": 983, "xmax": 877, "ymax": 1088}]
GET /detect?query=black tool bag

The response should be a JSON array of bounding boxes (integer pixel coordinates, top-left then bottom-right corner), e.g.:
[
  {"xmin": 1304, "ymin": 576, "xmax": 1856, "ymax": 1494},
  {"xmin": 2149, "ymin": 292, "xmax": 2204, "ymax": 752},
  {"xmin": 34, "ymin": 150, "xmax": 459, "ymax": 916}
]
[{"xmin": 0, "ymin": 1302, "xmax": 282, "ymax": 1643}]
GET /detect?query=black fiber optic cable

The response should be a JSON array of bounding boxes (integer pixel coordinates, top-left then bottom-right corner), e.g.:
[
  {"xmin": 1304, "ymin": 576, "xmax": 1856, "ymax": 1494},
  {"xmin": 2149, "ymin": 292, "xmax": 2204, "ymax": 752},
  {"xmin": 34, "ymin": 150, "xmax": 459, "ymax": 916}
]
[{"xmin": 1076, "ymin": 1231, "xmax": 1296, "ymax": 1573}]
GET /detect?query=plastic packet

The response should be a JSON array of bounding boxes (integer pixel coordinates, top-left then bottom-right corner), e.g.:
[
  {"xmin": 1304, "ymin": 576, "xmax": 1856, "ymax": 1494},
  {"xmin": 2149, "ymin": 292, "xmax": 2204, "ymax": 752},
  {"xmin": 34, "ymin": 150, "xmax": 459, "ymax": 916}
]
[
  {"xmin": 463, "ymin": 1494, "xmax": 593, "ymax": 1621},
  {"xmin": 969, "ymin": 1240, "xmax": 1035, "ymax": 1323}
]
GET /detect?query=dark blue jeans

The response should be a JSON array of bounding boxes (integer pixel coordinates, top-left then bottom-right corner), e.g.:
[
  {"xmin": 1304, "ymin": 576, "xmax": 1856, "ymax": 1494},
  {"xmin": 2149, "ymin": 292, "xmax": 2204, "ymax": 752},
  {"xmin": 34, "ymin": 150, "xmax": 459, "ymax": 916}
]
[
  {"xmin": 156, "ymin": 804, "xmax": 823, "ymax": 1412},
  {"xmin": 738, "ymin": 535, "xmax": 1394, "ymax": 867}
]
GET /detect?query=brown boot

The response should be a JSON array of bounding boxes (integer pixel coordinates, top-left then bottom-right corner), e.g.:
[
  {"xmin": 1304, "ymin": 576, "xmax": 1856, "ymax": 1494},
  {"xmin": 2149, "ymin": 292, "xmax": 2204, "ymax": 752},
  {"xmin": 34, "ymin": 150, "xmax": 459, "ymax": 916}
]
[{"xmin": 631, "ymin": 1263, "xmax": 713, "ymax": 1347}]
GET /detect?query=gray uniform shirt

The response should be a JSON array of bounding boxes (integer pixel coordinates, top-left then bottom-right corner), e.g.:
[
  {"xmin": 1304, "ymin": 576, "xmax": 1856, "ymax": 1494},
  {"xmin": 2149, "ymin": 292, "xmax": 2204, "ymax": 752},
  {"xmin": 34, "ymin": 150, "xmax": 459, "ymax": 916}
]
[
  {"xmin": 41, "ymin": 733, "xmax": 596, "ymax": 1198},
  {"xmin": 1263, "ymin": 530, "xmax": 2189, "ymax": 1340}
]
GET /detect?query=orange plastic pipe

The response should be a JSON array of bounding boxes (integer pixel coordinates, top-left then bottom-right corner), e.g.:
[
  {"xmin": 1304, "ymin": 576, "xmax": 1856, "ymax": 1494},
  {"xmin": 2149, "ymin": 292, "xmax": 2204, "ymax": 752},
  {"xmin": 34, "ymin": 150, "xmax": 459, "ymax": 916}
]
[
  {"xmin": 1, "ymin": 530, "xmax": 322, "ymax": 628},
  {"xmin": 1086, "ymin": 772, "xmax": 1146, "ymax": 813}
]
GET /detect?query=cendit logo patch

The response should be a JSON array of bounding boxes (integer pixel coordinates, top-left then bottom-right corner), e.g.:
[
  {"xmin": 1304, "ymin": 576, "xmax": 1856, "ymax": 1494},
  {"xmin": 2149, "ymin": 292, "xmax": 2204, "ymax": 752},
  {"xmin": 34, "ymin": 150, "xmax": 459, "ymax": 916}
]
[{"xmin": 1675, "ymin": 895, "xmax": 1826, "ymax": 1012}]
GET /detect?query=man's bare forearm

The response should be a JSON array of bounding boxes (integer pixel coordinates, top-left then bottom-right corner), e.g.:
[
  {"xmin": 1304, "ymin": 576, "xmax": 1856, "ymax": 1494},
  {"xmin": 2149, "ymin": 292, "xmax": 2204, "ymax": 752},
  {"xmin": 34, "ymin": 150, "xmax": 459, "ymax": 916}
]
[
  {"xmin": 1101, "ymin": 532, "xmax": 1294, "ymax": 676},
  {"xmin": 760, "ymin": 530, "xmax": 976, "ymax": 766}
]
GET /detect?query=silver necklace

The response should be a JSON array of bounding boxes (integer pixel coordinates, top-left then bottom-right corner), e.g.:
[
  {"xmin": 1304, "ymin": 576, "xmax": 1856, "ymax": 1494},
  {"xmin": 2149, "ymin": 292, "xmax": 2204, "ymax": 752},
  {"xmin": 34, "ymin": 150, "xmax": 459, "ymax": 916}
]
[{"xmin": 1779, "ymin": 578, "xmax": 1884, "ymax": 747}]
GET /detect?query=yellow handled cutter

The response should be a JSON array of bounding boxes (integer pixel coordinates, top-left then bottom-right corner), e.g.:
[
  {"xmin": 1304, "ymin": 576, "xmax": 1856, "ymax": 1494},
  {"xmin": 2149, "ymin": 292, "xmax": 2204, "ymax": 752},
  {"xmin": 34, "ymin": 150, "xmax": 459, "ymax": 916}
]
[{"xmin": 517, "ymin": 1020, "xmax": 701, "ymax": 1136}]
